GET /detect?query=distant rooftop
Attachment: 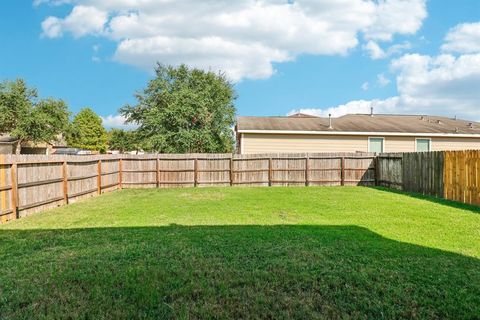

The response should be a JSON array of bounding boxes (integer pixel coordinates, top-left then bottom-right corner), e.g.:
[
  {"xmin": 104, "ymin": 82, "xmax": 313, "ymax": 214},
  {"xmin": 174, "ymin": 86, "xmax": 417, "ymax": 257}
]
[{"xmin": 237, "ymin": 113, "xmax": 480, "ymax": 135}]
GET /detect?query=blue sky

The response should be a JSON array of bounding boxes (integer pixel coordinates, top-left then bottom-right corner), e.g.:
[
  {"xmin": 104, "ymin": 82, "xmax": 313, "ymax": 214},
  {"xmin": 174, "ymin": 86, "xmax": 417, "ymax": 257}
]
[{"xmin": 1, "ymin": 1, "xmax": 479, "ymax": 128}]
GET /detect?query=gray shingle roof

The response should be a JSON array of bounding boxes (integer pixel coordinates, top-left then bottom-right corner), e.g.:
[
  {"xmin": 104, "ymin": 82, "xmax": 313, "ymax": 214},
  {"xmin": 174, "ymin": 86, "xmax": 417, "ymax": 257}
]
[{"xmin": 237, "ymin": 114, "xmax": 480, "ymax": 135}]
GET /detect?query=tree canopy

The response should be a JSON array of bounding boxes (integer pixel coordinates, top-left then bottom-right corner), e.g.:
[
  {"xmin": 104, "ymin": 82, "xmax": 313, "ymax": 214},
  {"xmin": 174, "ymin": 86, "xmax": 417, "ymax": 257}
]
[
  {"xmin": 67, "ymin": 108, "xmax": 107, "ymax": 153},
  {"xmin": 120, "ymin": 64, "xmax": 237, "ymax": 153},
  {"xmin": 108, "ymin": 129, "xmax": 141, "ymax": 153},
  {"xmin": 0, "ymin": 79, "xmax": 70, "ymax": 153}
]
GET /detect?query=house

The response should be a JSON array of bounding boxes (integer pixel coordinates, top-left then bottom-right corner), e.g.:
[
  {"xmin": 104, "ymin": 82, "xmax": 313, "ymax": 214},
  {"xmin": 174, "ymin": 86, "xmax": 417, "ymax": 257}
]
[
  {"xmin": 0, "ymin": 134, "xmax": 68, "ymax": 155},
  {"xmin": 0, "ymin": 136, "xmax": 19, "ymax": 154},
  {"xmin": 235, "ymin": 112, "xmax": 480, "ymax": 154}
]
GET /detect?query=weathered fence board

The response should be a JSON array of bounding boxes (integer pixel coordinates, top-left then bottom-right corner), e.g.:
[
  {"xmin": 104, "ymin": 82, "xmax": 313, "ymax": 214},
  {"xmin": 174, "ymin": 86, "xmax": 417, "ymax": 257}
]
[
  {"xmin": 0, "ymin": 152, "xmax": 376, "ymax": 222},
  {"xmin": 376, "ymin": 154, "xmax": 403, "ymax": 189},
  {"xmin": 402, "ymin": 152, "xmax": 444, "ymax": 198},
  {"xmin": 378, "ymin": 152, "xmax": 444, "ymax": 197}
]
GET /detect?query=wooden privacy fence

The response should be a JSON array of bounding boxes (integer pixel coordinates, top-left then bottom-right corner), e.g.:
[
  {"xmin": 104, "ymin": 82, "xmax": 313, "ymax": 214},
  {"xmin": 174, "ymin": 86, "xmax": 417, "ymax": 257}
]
[
  {"xmin": 377, "ymin": 152, "xmax": 444, "ymax": 198},
  {"xmin": 377, "ymin": 150, "xmax": 480, "ymax": 206},
  {"xmin": 0, "ymin": 153, "xmax": 376, "ymax": 222},
  {"xmin": 444, "ymin": 150, "xmax": 480, "ymax": 205}
]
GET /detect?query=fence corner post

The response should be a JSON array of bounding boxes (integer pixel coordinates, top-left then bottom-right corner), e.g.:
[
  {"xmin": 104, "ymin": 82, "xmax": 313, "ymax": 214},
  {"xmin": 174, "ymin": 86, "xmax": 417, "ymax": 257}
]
[
  {"xmin": 229, "ymin": 156, "xmax": 234, "ymax": 187},
  {"xmin": 62, "ymin": 161, "xmax": 68, "ymax": 205},
  {"xmin": 119, "ymin": 158, "xmax": 123, "ymax": 189},
  {"xmin": 268, "ymin": 157, "xmax": 272, "ymax": 187},
  {"xmin": 194, "ymin": 158, "xmax": 198, "ymax": 187},
  {"xmin": 10, "ymin": 162, "xmax": 18, "ymax": 220},
  {"xmin": 97, "ymin": 159, "xmax": 102, "ymax": 195},
  {"xmin": 156, "ymin": 155, "xmax": 160, "ymax": 188},
  {"xmin": 341, "ymin": 157, "xmax": 345, "ymax": 186},
  {"xmin": 305, "ymin": 155, "xmax": 309, "ymax": 187}
]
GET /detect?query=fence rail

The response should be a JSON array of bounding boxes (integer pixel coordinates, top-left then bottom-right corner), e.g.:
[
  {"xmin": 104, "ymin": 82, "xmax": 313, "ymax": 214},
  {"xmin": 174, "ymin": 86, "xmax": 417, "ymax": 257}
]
[{"xmin": 0, "ymin": 153, "xmax": 375, "ymax": 222}]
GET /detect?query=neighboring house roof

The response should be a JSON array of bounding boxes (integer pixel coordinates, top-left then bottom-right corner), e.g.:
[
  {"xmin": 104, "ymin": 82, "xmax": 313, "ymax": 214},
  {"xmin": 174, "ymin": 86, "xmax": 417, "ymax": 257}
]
[
  {"xmin": 0, "ymin": 135, "xmax": 19, "ymax": 144},
  {"xmin": 236, "ymin": 114, "xmax": 480, "ymax": 137}
]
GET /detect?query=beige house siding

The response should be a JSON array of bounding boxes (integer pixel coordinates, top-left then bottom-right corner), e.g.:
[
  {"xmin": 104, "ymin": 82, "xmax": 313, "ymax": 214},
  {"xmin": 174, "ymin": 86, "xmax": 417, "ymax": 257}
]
[
  {"xmin": 241, "ymin": 134, "xmax": 368, "ymax": 154},
  {"xmin": 240, "ymin": 133, "xmax": 480, "ymax": 154},
  {"xmin": 432, "ymin": 137, "xmax": 480, "ymax": 151}
]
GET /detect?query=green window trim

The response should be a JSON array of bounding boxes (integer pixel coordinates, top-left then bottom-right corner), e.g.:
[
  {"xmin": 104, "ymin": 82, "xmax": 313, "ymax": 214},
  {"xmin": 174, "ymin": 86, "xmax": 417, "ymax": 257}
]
[
  {"xmin": 416, "ymin": 139, "xmax": 431, "ymax": 152},
  {"xmin": 368, "ymin": 137, "xmax": 384, "ymax": 153}
]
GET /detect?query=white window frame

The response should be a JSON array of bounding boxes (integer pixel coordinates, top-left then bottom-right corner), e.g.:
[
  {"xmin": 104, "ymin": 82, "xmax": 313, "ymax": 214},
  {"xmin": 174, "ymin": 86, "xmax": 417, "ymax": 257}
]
[
  {"xmin": 368, "ymin": 137, "xmax": 385, "ymax": 153},
  {"xmin": 415, "ymin": 138, "xmax": 432, "ymax": 152}
]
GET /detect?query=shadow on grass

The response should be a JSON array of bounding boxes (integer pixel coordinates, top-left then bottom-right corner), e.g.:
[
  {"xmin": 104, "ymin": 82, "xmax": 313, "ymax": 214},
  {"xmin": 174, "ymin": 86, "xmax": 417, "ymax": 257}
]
[
  {"xmin": 370, "ymin": 186, "xmax": 480, "ymax": 214},
  {"xmin": 0, "ymin": 225, "xmax": 479, "ymax": 319}
]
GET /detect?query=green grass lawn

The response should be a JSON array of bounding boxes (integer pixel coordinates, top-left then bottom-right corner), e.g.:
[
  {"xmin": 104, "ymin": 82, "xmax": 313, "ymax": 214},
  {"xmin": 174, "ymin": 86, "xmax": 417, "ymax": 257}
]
[{"xmin": 1, "ymin": 187, "xmax": 479, "ymax": 319}]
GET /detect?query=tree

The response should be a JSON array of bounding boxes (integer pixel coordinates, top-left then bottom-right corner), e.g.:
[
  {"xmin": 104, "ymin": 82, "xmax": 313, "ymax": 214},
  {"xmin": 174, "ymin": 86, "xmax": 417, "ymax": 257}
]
[
  {"xmin": 120, "ymin": 64, "xmax": 237, "ymax": 153},
  {"xmin": 67, "ymin": 108, "xmax": 107, "ymax": 153},
  {"xmin": 0, "ymin": 79, "xmax": 70, "ymax": 154},
  {"xmin": 108, "ymin": 129, "xmax": 141, "ymax": 153}
]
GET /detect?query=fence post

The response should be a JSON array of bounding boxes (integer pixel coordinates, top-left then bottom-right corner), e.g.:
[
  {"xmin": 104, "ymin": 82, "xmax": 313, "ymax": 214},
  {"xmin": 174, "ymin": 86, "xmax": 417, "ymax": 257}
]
[
  {"xmin": 156, "ymin": 155, "xmax": 160, "ymax": 188},
  {"xmin": 62, "ymin": 161, "xmax": 68, "ymax": 205},
  {"xmin": 97, "ymin": 159, "xmax": 102, "ymax": 195},
  {"xmin": 10, "ymin": 162, "xmax": 18, "ymax": 220},
  {"xmin": 305, "ymin": 155, "xmax": 310, "ymax": 187},
  {"xmin": 229, "ymin": 156, "xmax": 234, "ymax": 187},
  {"xmin": 268, "ymin": 158, "xmax": 272, "ymax": 187},
  {"xmin": 374, "ymin": 155, "xmax": 379, "ymax": 186},
  {"xmin": 0, "ymin": 155, "xmax": 6, "ymax": 223},
  {"xmin": 194, "ymin": 158, "xmax": 198, "ymax": 187},
  {"xmin": 119, "ymin": 158, "xmax": 123, "ymax": 189},
  {"xmin": 341, "ymin": 157, "xmax": 345, "ymax": 186}
]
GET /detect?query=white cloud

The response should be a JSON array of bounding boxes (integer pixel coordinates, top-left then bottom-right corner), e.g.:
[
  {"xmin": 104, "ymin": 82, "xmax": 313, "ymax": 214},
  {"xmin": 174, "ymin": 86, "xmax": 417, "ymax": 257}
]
[
  {"xmin": 362, "ymin": 0, "xmax": 427, "ymax": 41},
  {"xmin": 39, "ymin": 0, "xmax": 427, "ymax": 81},
  {"xmin": 41, "ymin": 16, "xmax": 63, "ymax": 38},
  {"xmin": 363, "ymin": 40, "xmax": 411, "ymax": 59},
  {"xmin": 42, "ymin": 5, "xmax": 108, "ymax": 38},
  {"xmin": 114, "ymin": 36, "xmax": 290, "ymax": 82},
  {"xmin": 442, "ymin": 22, "xmax": 480, "ymax": 54},
  {"xmin": 289, "ymin": 22, "xmax": 480, "ymax": 121},
  {"xmin": 361, "ymin": 82, "xmax": 369, "ymax": 91},
  {"xmin": 290, "ymin": 97, "xmax": 399, "ymax": 117},
  {"xmin": 377, "ymin": 73, "xmax": 390, "ymax": 87},
  {"xmin": 363, "ymin": 41, "xmax": 386, "ymax": 59},
  {"xmin": 390, "ymin": 53, "xmax": 480, "ymax": 118},
  {"xmin": 101, "ymin": 114, "xmax": 138, "ymax": 129}
]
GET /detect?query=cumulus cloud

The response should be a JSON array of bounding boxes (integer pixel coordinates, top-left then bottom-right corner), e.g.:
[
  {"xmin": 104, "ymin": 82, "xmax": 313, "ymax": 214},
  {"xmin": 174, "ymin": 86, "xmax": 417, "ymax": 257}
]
[
  {"xmin": 42, "ymin": 5, "xmax": 108, "ymax": 38},
  {"xmin": 290, "ymin": 97, "xmax": 399, "ymax": 117},
  {"xmin": 289, "ymin": 22, "xmax": 480, "ymax": 121},
  {"xmin": 377, "ymin": 73, "xmax": 391, "ymax": 87},
  {"xmin": 101, "ymin": 114, "xmax": 138, "ymax": 130},
  {"xmin": 363, "ymin": 40, "xmax": 412, "ymax": 59},
  {"xmin": 442, "ymin": 22, "xmax": 480, "ymax": 54},
  {"xmin": 38, "ymin": 0, "xmax": 427, "ymax": 81},
  {"xmin": 363, "ymin": 41, "xmax": 386, "ymax": 59}
]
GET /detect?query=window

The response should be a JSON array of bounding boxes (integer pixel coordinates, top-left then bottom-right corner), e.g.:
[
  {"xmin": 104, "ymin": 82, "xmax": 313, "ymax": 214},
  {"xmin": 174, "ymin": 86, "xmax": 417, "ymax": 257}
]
[
  {"xmin": 368, "ymin": 137, "xmax": 384, "ymax": 153},
  {"xmin": 416, "ymin": 139, "xmax": 431, "ymax": 152}
]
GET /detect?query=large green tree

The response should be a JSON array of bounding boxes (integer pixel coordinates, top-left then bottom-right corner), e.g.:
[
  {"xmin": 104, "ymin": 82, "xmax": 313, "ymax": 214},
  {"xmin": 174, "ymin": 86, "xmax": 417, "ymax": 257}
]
[
  {"xmin": 120, "ymin": 64, "xmax": 237, "ymax": 153},
  {"xmin": 0, "ymin": 79, "xmax": 70, "ymax": 153},
  {"xmin": 67, "ymin": 108, "xmax": 107, "ymax": 153},
  {"xmin": 107, "ymin": 129, "xmax": 141, "ymax": 153}
]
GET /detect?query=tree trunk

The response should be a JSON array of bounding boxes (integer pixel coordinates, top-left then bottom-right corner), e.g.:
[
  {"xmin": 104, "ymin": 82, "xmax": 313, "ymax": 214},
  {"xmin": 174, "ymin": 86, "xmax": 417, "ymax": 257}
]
[{"xmin": 15, "ymin": 140, "xmax": 22, "ymax": 155}]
